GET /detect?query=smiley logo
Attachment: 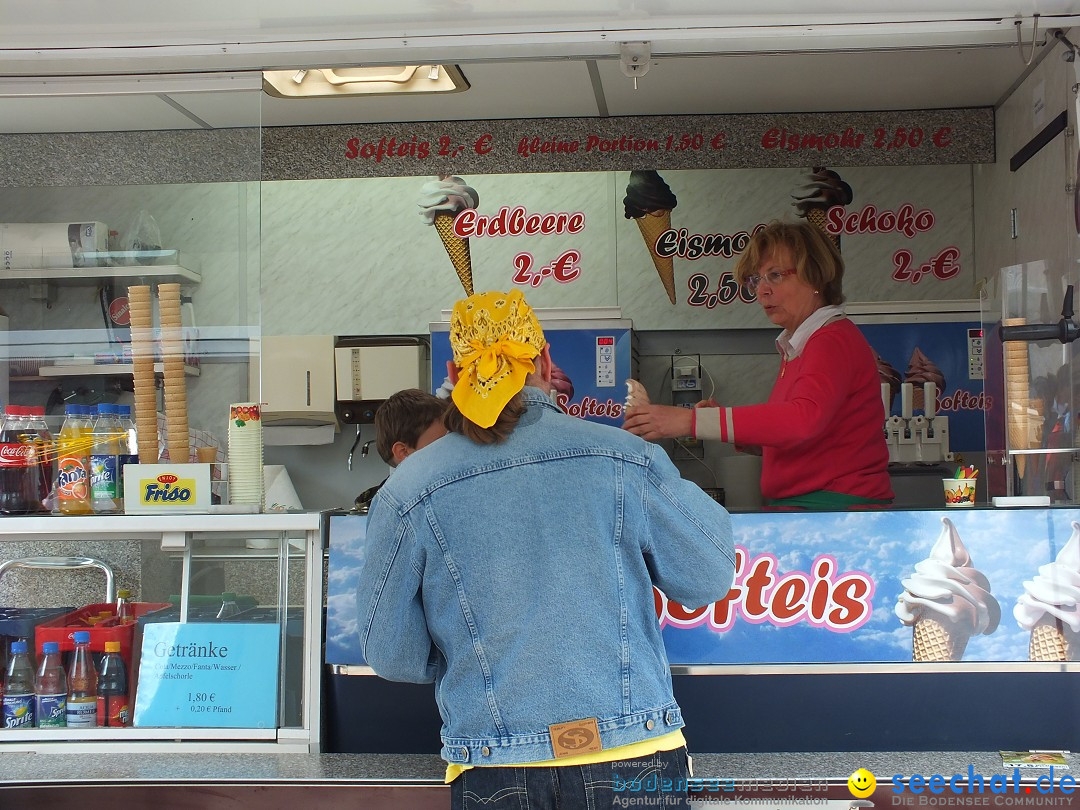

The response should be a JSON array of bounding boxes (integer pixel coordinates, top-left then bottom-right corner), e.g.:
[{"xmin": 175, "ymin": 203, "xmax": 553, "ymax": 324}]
[{"xmin": 848, "ymin": 768, "xmax": 876, "ymax": 798}]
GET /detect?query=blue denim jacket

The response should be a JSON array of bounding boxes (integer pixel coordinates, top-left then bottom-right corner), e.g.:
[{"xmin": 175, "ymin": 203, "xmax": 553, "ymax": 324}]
[{"xmin": 359, "ymin": 387, "xmax": 736, "ymax": 765}]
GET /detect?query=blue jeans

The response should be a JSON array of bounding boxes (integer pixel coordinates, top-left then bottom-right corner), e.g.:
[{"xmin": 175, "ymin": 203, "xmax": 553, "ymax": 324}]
[{"xmin": 451, "ymin": 746, "xmax": 690, "ymax": 810}]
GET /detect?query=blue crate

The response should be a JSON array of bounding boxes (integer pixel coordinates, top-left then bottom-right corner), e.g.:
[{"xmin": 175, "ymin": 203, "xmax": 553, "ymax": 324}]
[{"xmin": 0, "ymin": 606, "xmax": 74, "ymax": 667}]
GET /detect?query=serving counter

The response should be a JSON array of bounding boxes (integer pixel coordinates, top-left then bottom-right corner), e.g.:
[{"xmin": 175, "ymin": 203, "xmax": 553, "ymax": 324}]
[{"xmin": 3, "ymin": 506, "xmax": 1079, "ymax": 808}]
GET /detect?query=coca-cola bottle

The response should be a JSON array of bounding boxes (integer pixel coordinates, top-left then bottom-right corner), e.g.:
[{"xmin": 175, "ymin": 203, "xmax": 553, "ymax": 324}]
[
  {"xmin": 25, "ymin": 407, "xmax": 53, "ymax": 511},
  {"xmin": 0, "ymin": 406, "xmax": 38, "ymax": 515}
]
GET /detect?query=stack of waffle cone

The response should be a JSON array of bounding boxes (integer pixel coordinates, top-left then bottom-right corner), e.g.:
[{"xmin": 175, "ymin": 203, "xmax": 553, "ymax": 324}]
[
  {"xmin": 127, "ymin": 285, "xmax": 159, "ymax": 463},
  {"xmin": 158, "ymin": 283, "xmax": 190, "ymax": 464},
  {"xmin": 633, "ymin": 210, "xmax": 676, "ymax": 305},
  {"xmin": 1029, "ymin": 616, "xmax": 1080, "ymax": 661},
  {"xmin": 1002, "ymin": 317, "xmax": 1031, "ymax": 478},
  {"xmin": 912, "ymin": 616, "xmax": 971, "ymax": 661},
  {"xmin": 433, "ymin": 213, "xmax": 473, "ymax": 296}
]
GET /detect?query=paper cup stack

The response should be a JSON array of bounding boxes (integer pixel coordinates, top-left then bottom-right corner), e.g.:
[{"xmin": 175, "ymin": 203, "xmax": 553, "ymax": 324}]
[
  {"xmin": 158, "ymin": 283, "xmax": 190, "ymax": 464},
  {"xmin": 228, "ymin": 402, "xmax": 264, "ymax": 507},
  {"xmin": 1002, "ymin": 317, "xmax": 1031, "ymax": 478},
  {"xmin": 127, "ymin": 285, "xmax": 159, "ymax": 463}
]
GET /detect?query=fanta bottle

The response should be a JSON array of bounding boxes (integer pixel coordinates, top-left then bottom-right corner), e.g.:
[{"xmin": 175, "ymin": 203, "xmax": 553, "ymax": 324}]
[{"xmin": 55, "ymin": 405, "xmax": 91, "ymax": 515}]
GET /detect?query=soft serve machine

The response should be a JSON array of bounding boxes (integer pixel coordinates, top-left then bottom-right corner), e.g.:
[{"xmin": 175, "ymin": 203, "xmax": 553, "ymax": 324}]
[{"xmin": 882, "ymin": 381, "xmax": 952, "ymax": 464}]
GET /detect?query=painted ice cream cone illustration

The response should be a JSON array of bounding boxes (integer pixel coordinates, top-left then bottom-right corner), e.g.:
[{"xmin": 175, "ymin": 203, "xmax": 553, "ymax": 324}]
[
  {"xmin": 791, "ymin": 167, "xmax": 853, "ymax": 252},
  {"xmin": 549, "ymin": 359, "xmax": 575, "ymax": 403},
  {"xmin": 1014, "ymin": 520, "xmax": 1080, "ymax": 661},
  {"xmin": 418, "ymin": 174, "xmax": 480, "ymax": 295},
  {"xmin": 1002, "ymin": 319, "xmax": 1032, "ymax": 478},
  {"xmin": 895, "ymin": 517, "xmax": 1001, "ymax": 662},
  {"xmin": 904, "ymin": 347, "xmax": 945, "ymax": 412},
  {"xmin": 624, "ymin": 170, "xmax": 678, "ymax": 304},
  {"xmin": 874, "ymin": 350, "xmax": 901, "ymax": 413}
]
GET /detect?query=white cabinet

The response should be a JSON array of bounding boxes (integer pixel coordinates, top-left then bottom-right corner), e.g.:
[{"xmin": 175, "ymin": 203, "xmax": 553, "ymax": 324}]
[{"xmin": 0, "ymin": 512, "xmax": 323, "ymax": 753}]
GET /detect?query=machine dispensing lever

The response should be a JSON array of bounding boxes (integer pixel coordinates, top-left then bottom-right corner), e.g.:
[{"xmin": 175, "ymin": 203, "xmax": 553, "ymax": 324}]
[{"xmin": 1000, "ymin": 285, "xmax": 1080, "ymax": 344}]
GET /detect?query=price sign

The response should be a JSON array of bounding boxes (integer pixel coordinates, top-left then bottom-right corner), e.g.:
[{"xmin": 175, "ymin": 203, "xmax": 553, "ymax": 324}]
[{"xmin": 133, "ymin": 622, "xmax": 280, "ymax": 728}]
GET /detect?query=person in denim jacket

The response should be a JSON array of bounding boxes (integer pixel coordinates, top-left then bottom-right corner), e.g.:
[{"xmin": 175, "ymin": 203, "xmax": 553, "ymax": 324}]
[{"xmin": 359, "ymin": 289, "xmax": 736, "ymax": 810}]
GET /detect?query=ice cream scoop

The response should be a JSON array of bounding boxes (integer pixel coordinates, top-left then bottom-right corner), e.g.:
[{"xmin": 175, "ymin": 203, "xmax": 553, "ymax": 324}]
[
  {"xmin": 418, "ymin": 174, "xmax": 480, "ymax": 295},
  {"xmin": 1014, "ymin": 521, "xmax": 1080, "ymax": 661},
  {"xmin": 904, "ymin": 347, "xmax": 945, "ymax": 412},
  {"xmin": 895, "ymin": 516, "xmax": 1001, "ymax": 661},
  {"xmin": 624, "ymin": 170, "xmax": 678, "ymax": 304},
  {"xmin": 791, "ymin": 166, "xmax": 853, "ymax": 251}
]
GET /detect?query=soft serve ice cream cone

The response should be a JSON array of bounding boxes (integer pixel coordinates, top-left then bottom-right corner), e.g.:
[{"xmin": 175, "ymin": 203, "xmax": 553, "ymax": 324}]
[
  {"xmin": 791, "ymin": 167, "xmax": 853, "ymax": 252},
  {"xmin": 624, "ymin": 170, "xmax": 678, "ymax": 304},
  {"xmin": 418, "ymin": 174, "xmax": 480, "ymax": 295},
  {"xmin": 895, "ymin": 517, "xmax": 1001, "ymax": 661},
  {"xmin": 1014, "ymin": 521, "xmax": 1080, "ymax": 661}
]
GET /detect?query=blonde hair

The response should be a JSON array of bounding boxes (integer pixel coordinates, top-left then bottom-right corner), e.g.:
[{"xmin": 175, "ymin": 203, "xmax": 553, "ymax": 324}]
[{"xmin": 734, "ymin": 220, "xmax": 845, "ymax": 306}]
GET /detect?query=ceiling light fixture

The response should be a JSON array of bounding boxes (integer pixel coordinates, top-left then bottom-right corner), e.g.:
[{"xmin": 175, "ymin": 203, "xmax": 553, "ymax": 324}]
[{"xmin": 263, "ymin": 64, "xmax": 468, "ymax": 98}]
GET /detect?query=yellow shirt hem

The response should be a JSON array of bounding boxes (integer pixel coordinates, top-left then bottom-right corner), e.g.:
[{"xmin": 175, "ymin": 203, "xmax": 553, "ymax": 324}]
[{"xmin": 444, "ymin": 729, "xmax": 686, "ymax": 784}]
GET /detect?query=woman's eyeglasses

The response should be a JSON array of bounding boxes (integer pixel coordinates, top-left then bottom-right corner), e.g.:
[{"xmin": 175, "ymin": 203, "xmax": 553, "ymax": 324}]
[{"xmin": 743, "ymin": 268, "xmax": 797, "ymax": 292}]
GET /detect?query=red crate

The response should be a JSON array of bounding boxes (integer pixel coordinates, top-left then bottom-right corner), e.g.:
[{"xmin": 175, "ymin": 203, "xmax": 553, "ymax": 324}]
[{"xmin": 35, "ymin": 602, "xmax": 171, "ymax": 671}]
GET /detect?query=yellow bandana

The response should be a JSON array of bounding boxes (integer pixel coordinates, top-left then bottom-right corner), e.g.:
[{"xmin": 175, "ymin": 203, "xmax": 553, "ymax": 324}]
[{"xmin": 449, "ymin": 290, "xmax": 546, "ymax": 428}]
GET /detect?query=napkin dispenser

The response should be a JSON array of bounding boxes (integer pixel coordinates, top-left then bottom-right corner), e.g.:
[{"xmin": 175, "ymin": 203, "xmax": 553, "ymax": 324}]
[{"xmin": 252, "ymin": 335, "xmax": 338, "ymax": 445}]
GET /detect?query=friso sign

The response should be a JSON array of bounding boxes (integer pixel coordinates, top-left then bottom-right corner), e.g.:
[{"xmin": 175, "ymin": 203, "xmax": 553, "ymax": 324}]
[{"xmin": 123, "ymin": 463, "xmax": 210, "ymax": 514}]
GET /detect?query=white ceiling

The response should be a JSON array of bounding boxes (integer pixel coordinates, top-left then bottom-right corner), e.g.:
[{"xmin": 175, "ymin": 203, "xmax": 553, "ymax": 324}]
[{"xmin": 0, "ymin": 2, "xmax": 1076, "ymax": 132}]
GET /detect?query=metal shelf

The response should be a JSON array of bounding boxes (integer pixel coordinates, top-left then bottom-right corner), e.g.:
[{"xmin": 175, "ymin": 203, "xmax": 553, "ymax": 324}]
[{"xmin": 38, "ymin": 362, "xmax": 201, "ymax": 378}]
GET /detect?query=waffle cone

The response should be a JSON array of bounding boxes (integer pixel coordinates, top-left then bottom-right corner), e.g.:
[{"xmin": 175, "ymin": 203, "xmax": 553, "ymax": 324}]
[
  {"xmin": 1029, "ymin": 617, "xmax": 1080, "ymax": 661},
  {"xmin": 634, "ymin": 211, "xmax": 676, "ymax": 304},
  {"xmin": 136, "ymin": 416, "xmax": 159, "ymax": 464},
  {"xmin": 805, "ymin": 209, "xmax": 840, "ymax": 252},
  {"xmin": 912, "ymin": 617, "xmax": 971, "ymax": 661},
  {"xmin": 1003, "ymin": 320, "xmax": 1031, "ymax": 478},
  {"xmin": 433, "ymin": 213, "xmax": 473, "ymax": 296}
]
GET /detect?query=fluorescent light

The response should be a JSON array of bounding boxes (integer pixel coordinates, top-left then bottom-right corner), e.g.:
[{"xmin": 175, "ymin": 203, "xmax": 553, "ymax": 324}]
[{"xmin": 263, "ymin": 64, "xmax": 468, "ymax": 98}]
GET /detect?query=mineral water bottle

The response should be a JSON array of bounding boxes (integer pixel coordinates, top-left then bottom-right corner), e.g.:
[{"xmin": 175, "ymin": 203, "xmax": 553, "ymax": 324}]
[
  {"xmin": 216, "ymin": 592, "xmax": 241, "ymax": 619},
  {"xmin": 90, "ymin": 404, "xmax": 123, "ymax": 514},
  {"xmin": 33, "ymin": 641, "xmax": 66, "ymax": 728},
  {"xmin": 56, "ymin": 405, "xmax": 91, "ymax": 515},
  {"xmin": 65, "ymin": 630, "xmax": 97, "ymax": 727},
  {"xmin": 2, "ymin": 640, "xmax": 35, "ymax": 728},
  {"xmin": 96, "ymin": 641, "xmax": 129, "ymax": 727}
]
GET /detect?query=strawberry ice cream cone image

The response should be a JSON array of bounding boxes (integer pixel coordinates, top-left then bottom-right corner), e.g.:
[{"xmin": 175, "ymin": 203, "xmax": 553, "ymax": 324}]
[
  {"xmin": 624, "ymin": 170, "xmax": 678, "ymax": 304},
  {"xmin": 791, "ymin": 167, "xmax": 852, "ymax": 252},
  {"xmin": 895, "ymin": 517, "xmax": 1000, "ymax": 662},
  {"xmin": 418, "ymin": 174, "xmax": 480, "ymax": 296},
  {"xmin": 1014, "ymin": 521, "xmax": 1080, "ymax": 661}
]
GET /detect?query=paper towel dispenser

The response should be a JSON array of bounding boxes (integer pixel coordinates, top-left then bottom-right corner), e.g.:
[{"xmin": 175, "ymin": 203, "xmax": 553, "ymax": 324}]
[
  {"xmin": 253, "ymin": 334, "xmax": 339, "ymax": 445},
  {"xmin": 334, "ymin": 337, "xmax": 429, "ymax": 423}
]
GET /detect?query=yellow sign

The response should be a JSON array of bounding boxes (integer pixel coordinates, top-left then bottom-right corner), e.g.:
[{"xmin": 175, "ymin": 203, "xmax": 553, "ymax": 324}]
[{"xmin": 123, "ymin": 463, "xmax": 210, "ymax": 514}]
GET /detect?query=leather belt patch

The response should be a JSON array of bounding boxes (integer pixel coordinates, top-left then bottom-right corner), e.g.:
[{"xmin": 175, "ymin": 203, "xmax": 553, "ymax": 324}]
[{"xmin": 549, "ymin": 717, "xmax": 602, "ymax": 759}]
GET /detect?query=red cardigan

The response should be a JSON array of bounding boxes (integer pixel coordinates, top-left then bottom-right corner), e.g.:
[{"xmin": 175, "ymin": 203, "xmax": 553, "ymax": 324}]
[{"xmin": 695, "ymin": 318, "xmax": 893, "ymax": 502}]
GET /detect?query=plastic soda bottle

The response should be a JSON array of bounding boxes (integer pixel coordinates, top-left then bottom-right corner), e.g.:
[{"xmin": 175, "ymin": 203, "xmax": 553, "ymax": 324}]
[
  {"xmin": 65, "ymin": 630, "xmax": 97, "ymax": 727},
  {"xmin": 26, "ymin": 406, "xmax": 54, "ymax": 511},
  {"xmin": 216, "ymin": 592, "xmax": 241, "ymax": 619},
  {"xmin": 56, "ymin": 405, "xmax": 91, "ymax": 515},
  {"xmin": 34, "ymin": 641, "xmax": 66, "ymax": 728},
  {"xmin": 90, "ymin": 404, "xmax": 123, "ymax": 514},
  {"xmin": 0, "ymin": 407, "xmax": 40, "ymax": 514},
  {"xmin": 96, "ymin": 641, "xmax": 129, "ymax": 727},
  {"xmin": 2, "ymin": 640, "xmax": 35, "ymax": 728},
  {"xmin": 115, "ymin": 588, "xmax": 133, "ymax": 624}
]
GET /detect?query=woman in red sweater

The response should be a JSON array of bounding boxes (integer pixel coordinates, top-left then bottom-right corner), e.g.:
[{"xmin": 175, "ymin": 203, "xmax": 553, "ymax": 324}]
[{"xmin": 623, "ymin": 220, "xmax": 893, "ymax": 510}]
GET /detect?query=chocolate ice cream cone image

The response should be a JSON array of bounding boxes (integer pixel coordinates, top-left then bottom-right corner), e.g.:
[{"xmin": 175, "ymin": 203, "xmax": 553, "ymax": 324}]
[
  {"xmin": 791, "ymin": 167, "xmax": 852, "ymax": 252},
  {"xmin": 904, "ymin": 347, "xmax": 945, "ymax": 413},
  {"xmin": 418, "ymin": 174, "xmax": 479, "ymax": 296},
  {"xmin": 624, "ymin": 170, "xmax": 678, "ymax": 305}
]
